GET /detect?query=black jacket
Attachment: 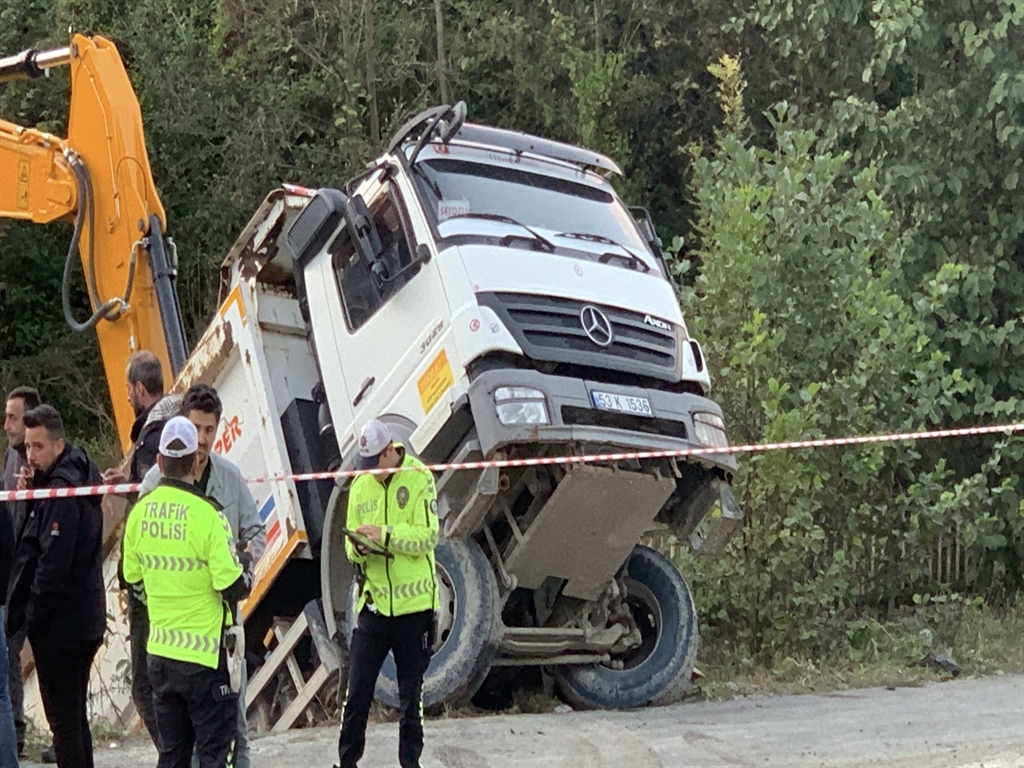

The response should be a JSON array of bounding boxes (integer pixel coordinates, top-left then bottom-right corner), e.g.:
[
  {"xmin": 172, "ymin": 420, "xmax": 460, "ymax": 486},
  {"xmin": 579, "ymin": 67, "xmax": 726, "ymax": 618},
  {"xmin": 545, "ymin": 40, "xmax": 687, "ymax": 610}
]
[
  {"xmin": 0, "ymin": 446, "xmax": 25, "ymax": 605},
  {"xmin": 118, "ymin": 398, "xmax": 174, "ymax": 590},
  {"xmin": 129, "ymin": 404, "xmax": 165, "ymax": 484},
  {"xmin": 7, "ymin": 444, "xmax": 106, "ymax": 645},
  {"xmin": 0, "ymin": 500, "xmax": 13, "ymax": 609}
]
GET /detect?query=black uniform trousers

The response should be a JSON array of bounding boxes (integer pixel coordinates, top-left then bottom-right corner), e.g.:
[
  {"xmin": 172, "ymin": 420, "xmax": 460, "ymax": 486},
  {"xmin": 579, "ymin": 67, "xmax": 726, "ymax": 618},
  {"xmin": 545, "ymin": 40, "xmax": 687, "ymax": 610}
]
[
  {"xmin": 148, "ymin": 654, "xmax": 237, "ymax": 768},
  {"xmin": 128, "ymin": 589, "xmax": 162, "ymax": 746},
  {"xmin": 338, "ymin": 608, "xmax": 433, "ymax": 768},
  {"xmin": 30, "ymin": 634, "xmax": 102, "ymax": 768}
]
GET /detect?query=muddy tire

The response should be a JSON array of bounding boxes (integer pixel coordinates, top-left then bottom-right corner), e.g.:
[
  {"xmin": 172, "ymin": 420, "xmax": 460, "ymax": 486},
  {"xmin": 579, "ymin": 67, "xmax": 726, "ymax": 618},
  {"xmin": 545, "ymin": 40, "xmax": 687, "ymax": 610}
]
[
  {"xmin": 345, "ymin": 537, "xmax": 501, "ymax": 710},
  {"xmin": 552, "ymin": 545, "xmax": 697, "ymax": 710}
]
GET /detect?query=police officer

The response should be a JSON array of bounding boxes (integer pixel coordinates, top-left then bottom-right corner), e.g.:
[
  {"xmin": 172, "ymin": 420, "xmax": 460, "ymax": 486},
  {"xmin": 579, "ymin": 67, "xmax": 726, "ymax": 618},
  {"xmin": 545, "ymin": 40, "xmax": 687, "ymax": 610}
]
[
  {"xmin": 336, "ymin": 420, "xmax": 439, "ymax": 768},
  {"xmin": 137, "ymin": 383, "xmax": 265, "ymax": 768},
  {"xmin": 103, "ymin": 351, "xmax": 181, "ymax": 748},
  {"xmin": 122, "ymin": 417, "xmax": 252, "ymax": 768}
]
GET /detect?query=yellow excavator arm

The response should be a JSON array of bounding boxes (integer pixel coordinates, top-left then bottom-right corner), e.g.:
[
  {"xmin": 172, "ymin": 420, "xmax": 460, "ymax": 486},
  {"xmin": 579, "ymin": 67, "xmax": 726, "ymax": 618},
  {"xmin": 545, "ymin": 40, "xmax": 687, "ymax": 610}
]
[{"xmin": 0, "ymin": 34, "xmax": 187, "ymax": 449}]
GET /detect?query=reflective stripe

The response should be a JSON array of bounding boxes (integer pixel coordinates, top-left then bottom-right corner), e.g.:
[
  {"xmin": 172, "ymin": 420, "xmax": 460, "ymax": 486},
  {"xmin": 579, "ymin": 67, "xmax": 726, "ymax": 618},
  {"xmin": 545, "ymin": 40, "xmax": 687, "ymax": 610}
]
[
  {"xmin": 391, "ymin": 577, "xmax": 435, "ymax": 600},
  {"xmin": 138, "ymin": 553, "xmax": 207, "ymax": 572},
  {"xmin": 390, "ymin": 531, "xmax": 438, "ymax": 555},
  {"xmin": 150, "ymin": 624, "xmax": 219, "ymax": 656},
  {"xmin": 370, "ymin": 576, "xmax": 432, "ymax": 601}
]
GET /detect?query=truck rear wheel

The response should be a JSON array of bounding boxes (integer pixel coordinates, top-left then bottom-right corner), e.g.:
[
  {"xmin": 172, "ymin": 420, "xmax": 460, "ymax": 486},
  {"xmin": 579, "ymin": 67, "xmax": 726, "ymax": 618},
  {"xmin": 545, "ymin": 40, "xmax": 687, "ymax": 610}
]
[
  {"xmin": 552, "ymin": 545, "xmax": 697, "ymax": 710},
  {"xmin": 345, "ymin": 536, "xmax": 501, "ymax": 710}
]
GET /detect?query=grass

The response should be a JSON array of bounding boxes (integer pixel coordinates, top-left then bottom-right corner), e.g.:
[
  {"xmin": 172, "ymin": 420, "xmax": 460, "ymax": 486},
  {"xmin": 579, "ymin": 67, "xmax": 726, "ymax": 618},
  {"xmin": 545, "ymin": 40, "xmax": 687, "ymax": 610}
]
[
  {"xmin": 697, "ymin": 598, "xmax": 1024, "ymax": 701},
  {"xmin": 87, "ymin": 718, "xmax": 137, "ymax": 747},
  {"xmin": 23, "ymin": 720, "xmax": 53, "ymax": 761}
]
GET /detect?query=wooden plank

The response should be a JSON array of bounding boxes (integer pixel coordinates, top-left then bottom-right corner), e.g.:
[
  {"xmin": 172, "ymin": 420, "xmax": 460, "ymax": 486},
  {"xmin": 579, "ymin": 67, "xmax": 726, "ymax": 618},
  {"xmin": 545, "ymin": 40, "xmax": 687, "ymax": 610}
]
[
  {"xmin": 245, "ymin": 612, "xmax": 309, "ymax": 711},
  {"xmin": 271, "ymin": 664, "xmax": 332, "ymax": 733},
  {"xmin": 274, "ymin": 622, "xmax": 307, "ymax": 697}
]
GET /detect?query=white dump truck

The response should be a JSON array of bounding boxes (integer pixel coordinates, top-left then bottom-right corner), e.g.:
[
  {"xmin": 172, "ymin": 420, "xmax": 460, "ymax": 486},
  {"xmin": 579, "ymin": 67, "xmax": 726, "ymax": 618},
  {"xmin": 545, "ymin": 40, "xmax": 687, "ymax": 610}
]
[
  {"xmin": 186, "ymin": 103, "xmax": 742, "ymax": 716},
  {"xmin": 3, "ymin": 35, "xmax": 738, "ymax": 726}
]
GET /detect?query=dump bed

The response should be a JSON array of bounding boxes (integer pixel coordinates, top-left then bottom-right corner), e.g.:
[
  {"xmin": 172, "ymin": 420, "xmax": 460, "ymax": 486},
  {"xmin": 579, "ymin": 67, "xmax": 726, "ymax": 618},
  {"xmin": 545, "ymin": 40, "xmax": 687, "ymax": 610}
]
[
  {"xmin": 22, "ymin": 190, "xmax": 320, "ymax": 733},
  {"xmin": 171, "ymin": 188, "xmax": 325, "ymax": 611}
]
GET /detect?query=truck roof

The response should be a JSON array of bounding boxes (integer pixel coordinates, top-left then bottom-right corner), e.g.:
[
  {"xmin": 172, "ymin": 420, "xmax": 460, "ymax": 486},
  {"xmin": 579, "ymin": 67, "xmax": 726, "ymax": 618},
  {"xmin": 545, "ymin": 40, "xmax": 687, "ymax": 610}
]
[{"xmin": 386, "ymin": 105, "xmax": 622, "ymax": 177}]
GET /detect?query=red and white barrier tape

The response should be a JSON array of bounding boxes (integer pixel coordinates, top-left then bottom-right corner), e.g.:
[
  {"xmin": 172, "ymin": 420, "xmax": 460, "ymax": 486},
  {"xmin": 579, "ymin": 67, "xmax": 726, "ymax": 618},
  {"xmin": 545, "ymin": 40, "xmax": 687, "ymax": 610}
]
[{"xmin": 3, "ymin": 421, "xmax": 1023, "ymax": 503}]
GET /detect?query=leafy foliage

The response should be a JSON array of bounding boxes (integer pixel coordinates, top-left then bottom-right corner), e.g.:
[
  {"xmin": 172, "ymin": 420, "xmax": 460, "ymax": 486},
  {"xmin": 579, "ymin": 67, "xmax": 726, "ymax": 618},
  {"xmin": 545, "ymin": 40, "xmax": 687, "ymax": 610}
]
[{"xmin": 675, "ymin": 54, "xmax": 1023, "ymax": 659}]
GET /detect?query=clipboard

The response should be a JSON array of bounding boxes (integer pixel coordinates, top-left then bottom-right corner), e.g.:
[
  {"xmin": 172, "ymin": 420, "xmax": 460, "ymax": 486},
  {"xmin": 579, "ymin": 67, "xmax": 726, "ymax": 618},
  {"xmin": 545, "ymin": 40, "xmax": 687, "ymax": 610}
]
[{"xmin": 341, "ymin": 527, "xmax": 393, "ymax": 559}]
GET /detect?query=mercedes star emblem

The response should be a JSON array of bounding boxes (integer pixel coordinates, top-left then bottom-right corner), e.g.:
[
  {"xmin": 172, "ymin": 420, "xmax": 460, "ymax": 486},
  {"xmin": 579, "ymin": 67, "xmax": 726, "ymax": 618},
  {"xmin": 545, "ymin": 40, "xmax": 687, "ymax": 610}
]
[{"xmin": 580, "ymin": 305, "xmax": 614, "ymax": 347}]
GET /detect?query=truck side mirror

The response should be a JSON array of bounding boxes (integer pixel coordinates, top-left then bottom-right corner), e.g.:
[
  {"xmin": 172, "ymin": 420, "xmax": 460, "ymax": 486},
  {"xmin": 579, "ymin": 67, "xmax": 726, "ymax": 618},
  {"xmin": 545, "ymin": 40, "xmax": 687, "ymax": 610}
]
[
  {"xmin": 346, "ymin": 194, "xmax": 382, "ymax": 264},
  {"xmin": 629, "ymin": 206, "xmax": 664, "ymax": 254},
  {"xmin": 638, "ymin": 218, "xmax": 662, "ymax": 250},
  {"xmin": 287, "ymin": 188, "xmax": 349, "ymax": 268}
]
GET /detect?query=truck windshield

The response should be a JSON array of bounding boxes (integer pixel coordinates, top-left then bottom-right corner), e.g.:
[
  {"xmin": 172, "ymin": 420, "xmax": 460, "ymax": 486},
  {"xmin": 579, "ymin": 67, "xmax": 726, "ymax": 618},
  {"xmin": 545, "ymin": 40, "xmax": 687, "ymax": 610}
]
[{"xmin": 411, "ymin": 158, "xmax": 652, "ymax": 257}]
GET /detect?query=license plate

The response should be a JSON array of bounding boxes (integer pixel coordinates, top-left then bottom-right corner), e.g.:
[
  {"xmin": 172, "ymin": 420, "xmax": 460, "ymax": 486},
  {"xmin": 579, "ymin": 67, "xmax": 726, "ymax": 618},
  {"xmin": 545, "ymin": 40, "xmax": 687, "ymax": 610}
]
[{"xmin": 591, "ymin": 391, "xmax": 653, "ymax": 417}]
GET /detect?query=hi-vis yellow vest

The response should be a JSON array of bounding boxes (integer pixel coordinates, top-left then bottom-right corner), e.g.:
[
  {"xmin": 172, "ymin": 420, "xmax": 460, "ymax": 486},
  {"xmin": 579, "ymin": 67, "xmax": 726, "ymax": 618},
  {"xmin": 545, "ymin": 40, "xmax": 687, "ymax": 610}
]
[
  {"xmin": 346, "ymin": 449, "xmax": 439, "ymax": 617},
  {"xmin": 123, "ymin": 479, "xmax": 242, "ymax": 668}
]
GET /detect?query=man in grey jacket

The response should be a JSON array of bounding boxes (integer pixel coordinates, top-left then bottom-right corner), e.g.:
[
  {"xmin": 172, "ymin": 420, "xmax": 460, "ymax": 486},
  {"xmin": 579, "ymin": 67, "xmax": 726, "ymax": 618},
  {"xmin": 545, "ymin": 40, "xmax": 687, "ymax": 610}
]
[
  {"xmin": 3, "ymin": 385, "xmax": 40, "ymax": 760},
  {"xmin": 137, "ymin": 383, "xmax": 264, "ymax": 767}
]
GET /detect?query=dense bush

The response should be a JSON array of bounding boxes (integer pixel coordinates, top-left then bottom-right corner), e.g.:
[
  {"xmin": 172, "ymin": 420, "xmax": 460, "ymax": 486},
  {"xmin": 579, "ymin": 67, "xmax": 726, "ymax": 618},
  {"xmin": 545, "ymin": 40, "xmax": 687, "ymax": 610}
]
[{"xmin": 675, "ymin": 55, "xmax": 1022, "ymax": 658}]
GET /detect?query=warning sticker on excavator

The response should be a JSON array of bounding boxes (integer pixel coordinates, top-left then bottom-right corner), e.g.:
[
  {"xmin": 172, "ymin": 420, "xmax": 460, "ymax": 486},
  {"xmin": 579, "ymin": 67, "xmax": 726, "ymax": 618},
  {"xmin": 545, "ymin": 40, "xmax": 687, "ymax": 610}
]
[
  {"xmin": 418, "ymin": 349, "xmax": 454, "ymax": 414},
  {"xmin": 16, "ymin": 161, "xmax": 29, "ymax": 209}
]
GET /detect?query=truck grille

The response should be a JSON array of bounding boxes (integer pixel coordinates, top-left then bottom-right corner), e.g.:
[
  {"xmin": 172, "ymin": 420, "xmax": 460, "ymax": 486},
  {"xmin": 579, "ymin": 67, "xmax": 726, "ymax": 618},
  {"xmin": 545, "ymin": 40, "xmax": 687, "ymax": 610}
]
[{"xmin": 477, "ymin": 292, "xmax": 680, "ymax": 381}]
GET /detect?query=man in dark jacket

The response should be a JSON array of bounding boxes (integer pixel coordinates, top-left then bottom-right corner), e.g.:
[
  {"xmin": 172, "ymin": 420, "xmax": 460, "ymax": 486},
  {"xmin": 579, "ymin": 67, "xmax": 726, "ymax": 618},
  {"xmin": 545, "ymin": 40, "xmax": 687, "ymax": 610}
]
[
  {"xmin": 124, "ymin": 350, "xmax": 175, "ymax": 483},
  {"xmin": 3, "ymin": 385, "xmax": 41, "ymax": 759},
  {"xmin": 7, "ymin": 405, "xmax": 105, "ymax": 768}
]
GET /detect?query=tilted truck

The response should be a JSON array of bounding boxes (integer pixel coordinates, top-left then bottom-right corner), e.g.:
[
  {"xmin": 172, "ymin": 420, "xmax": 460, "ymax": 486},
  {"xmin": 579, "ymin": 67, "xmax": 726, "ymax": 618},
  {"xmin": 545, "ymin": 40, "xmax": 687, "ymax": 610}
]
[
  {"xmin": 181, "ymin": 102, "xmax": 744, "ymax": 711},
  {"xmin": 2, "ymin": 36, "xmax": 742, "ymax": 719}
]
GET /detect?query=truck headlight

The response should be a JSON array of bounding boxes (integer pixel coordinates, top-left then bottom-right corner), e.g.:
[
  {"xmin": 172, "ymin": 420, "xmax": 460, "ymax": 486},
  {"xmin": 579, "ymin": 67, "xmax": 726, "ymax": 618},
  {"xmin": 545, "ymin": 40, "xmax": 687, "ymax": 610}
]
[
  {"xmin": 494, "ymin": 387, "xmax": 550, "ymax": 426},
  {"xmin": 693, "ymin": 412, "xmax": 729, "ymax": 448}
]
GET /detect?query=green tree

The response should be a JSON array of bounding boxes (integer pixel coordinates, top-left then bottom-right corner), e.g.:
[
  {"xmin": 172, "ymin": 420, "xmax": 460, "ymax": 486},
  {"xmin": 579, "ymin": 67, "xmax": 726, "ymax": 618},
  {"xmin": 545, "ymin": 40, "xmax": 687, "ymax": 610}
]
[{"xmin": 675, "ymin": 55, "xmax": 1023, "ymax": 657}]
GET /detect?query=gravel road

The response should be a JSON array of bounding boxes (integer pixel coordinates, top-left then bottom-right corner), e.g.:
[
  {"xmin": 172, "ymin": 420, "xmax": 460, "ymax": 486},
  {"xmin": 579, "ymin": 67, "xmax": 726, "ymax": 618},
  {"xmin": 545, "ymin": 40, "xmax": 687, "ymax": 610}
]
[{"xmin": 71, "ymin": 673, "xmax": 1024, "ymax": 767}]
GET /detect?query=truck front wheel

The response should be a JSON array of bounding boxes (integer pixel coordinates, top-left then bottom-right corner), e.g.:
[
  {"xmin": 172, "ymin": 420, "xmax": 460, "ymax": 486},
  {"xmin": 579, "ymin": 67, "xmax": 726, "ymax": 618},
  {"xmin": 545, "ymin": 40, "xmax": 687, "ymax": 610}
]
[
  {"xmin": 345, "ymin": 537, "xmax": 501, "ymax": 710},
  {"xmin": 552, "ymin": 545, "xmax": 698, "ymax": 710}
]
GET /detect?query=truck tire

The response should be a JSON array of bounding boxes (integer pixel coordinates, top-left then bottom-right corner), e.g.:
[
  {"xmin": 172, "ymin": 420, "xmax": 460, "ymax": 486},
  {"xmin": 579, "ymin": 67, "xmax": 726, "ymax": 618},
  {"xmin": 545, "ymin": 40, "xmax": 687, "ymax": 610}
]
[
  {"xmin": 345, "ymin": 536, "xmax": 501, "ymax": 710},
  {"xmin": 552, "ymin": 545, "xmax": 697, "ymax": 710}
]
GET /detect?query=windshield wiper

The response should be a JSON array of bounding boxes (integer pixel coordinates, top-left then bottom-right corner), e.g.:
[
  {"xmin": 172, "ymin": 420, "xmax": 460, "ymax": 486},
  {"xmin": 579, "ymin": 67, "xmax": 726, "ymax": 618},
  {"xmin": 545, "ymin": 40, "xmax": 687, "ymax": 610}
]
[
  {"xmin": 451, "ymin": 213, "xmax": 555, "ymax": 253},
  {"xmin": 556, "ymin": 231, "xmax": 651, "ymax": 273},
  {"xmin": 598, "ymin": 251, "xmax": 650, "ymax": 273}
]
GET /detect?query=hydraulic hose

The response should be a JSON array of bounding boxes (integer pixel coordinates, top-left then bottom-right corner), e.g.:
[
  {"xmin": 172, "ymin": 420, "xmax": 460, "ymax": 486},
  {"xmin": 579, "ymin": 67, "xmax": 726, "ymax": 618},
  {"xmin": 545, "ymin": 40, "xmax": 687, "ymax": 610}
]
[{"xmin": 62, "ymin": 152, "xmax": 136, "ymax": 332}]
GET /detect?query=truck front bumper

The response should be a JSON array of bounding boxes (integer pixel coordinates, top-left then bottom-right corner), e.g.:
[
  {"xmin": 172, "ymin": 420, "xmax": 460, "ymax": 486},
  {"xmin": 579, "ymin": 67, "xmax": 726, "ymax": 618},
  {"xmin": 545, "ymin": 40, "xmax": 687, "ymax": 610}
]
[{"xmin": 467, "ymin": 368, "xmax": 737, "ymax": 475}]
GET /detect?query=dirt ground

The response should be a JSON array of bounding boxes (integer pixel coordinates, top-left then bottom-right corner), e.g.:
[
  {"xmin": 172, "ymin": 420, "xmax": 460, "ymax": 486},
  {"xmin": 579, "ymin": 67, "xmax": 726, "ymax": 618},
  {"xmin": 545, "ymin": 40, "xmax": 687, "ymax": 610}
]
[{"xmin": 44, "ymin": 673, "xmax": 1024, "ymax": 767}]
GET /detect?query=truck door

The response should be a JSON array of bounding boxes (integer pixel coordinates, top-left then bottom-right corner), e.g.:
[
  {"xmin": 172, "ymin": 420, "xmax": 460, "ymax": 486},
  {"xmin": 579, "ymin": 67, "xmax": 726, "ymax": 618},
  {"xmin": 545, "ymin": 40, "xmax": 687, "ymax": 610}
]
[{"xmin": 318, "ymin": 179, "xmax": 452, "ymax": 445}]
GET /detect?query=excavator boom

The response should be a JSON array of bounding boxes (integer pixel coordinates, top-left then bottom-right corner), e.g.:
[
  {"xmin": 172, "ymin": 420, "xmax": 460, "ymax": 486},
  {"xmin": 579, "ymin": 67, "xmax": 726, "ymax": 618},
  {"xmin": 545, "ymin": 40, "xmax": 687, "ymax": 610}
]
[{"xmin": 0, "ymin": 35, "xmax": 187, "ymax": 448}]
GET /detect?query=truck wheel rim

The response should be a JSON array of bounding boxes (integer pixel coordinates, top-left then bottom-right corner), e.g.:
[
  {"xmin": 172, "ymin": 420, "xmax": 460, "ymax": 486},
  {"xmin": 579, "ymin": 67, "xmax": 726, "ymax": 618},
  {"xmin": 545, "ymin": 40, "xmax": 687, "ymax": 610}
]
[
  {"xmin": 433, "ymin": 562, "xmax": 457, "ymax": 654},
  {"xmin": 611, "ymin": 577, "xmax": 662, "ymax": 672}
]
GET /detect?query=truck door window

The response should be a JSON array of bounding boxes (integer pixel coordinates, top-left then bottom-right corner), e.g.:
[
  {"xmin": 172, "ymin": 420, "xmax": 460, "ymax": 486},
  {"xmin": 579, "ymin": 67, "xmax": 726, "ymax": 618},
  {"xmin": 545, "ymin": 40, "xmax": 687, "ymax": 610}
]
[{"xmin": 330, "ymin": 188, "xmax": 417, "ymax": 331}]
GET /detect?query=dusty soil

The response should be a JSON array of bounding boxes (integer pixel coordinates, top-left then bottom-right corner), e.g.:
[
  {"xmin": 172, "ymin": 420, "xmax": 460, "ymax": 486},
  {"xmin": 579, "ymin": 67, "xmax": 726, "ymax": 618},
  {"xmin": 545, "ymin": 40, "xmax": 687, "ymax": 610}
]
[{"xmin": 45, "ymin": 673, "xmax": 1024, "ymax": 767}]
